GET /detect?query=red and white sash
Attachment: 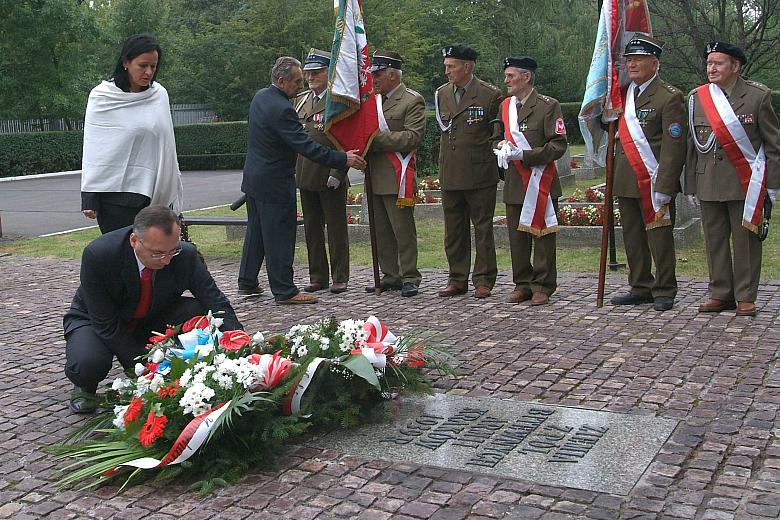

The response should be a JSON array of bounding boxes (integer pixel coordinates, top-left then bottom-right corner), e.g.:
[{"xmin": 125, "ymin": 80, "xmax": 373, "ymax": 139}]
[
  {"xmin": 696, "ymin": 83, "xmax": 767, "ymax": 233},
  {"xmin": 376, "ymin": 95, "xmax": 416, "ymax": 208},
  {"xmin": 617, "ymin": 82, "xmax": 672, "ymax": 229},
  {"xmin": 501, "ymin": 96, "xmax": 558, "ymax": 236}
]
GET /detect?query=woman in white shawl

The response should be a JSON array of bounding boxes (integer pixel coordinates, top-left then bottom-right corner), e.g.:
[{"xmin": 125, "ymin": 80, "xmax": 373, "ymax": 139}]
[{"xmin": 81, "ymin": 33, "xmax": 183, "ymax": 233}]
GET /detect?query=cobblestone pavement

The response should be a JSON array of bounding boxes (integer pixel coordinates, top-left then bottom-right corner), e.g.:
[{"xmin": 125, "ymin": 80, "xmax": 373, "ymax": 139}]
[{"xmin": 1, "ymin": 253, "xmax": 779, "ymax": 519}]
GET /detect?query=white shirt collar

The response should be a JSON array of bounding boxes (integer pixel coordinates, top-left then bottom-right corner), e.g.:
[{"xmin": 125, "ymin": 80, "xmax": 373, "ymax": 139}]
[
  {"xmin": 633, "ymin": 74, "xmax": 657, "ymax": 96},
  {"xmin": 133, "ymin": 251, "xmax": 146, "ymax": 275}
]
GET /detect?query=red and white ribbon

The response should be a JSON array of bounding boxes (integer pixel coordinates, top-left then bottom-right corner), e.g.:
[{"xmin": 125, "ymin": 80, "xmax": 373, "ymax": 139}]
[
  {"xmin": 283, "ymin": 357, "xmax": 328, "ymax": 416},
  {"xmin": 376, "ymin": 95, "xmax": 417, "ymax": 207},
  {"xmin": 114, "ymin": 402, "xmax": 230, "ymax": 471},
  {"xmin": 501, "ymin": 96, "xmax": 558, "ymax": 236},
  {"xmin": 617, "ymin": 82, "xmax": 671, "ymax": 228},
  {"xmin": 697, "ymin": 83, "xmax": 767, "ymax": 232}
]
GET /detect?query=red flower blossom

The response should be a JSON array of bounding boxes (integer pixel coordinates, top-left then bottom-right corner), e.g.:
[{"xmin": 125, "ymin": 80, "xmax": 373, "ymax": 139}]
[
  {"xmin": 124, "ymin": 397, "xmax": 144, "ymax": 426},
  {"xmin": 406, "ymin": 343, "xmax": 426, "ymax": 367},
  {"xmin": 156, "ymin": 379, "xmax": 180, "ymax": 399},
  {"xmin": 219, "ymin": 330, "xmax": 251, "ymax": 350},
  {"xmin": 181, "ymin": 315, "xmax": 210, "ymax": 333},
  {"xmin": 149, "ymin": 328, "xmax": 175, "ymax": 343},
  {"xmin": 139, "ymin": 411, "xmax": 168, "ymax": 447}
]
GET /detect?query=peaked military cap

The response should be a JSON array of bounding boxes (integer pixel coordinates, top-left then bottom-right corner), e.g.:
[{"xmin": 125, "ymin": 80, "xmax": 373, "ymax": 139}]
[
  {"xmin": 503, "ymin": 56, "xmax": 537, "ymax": 72},
  {"xmin": 303, "ymin": 48, "xmax": 331, "ymax": 71},
  {"xmin": 623, "ymin": 34, "xmax": 663, "ymax": 58},
  {"xmin": 442, "ymin": 44, "xmax": 478, "ymax": 61},
  {"xmin": 705, "ymin": 41, "xmax": 747, "ymax": 65},
  {"xmin": 369, "ymin": 50, "xmax": 403, "ymax": 72}
]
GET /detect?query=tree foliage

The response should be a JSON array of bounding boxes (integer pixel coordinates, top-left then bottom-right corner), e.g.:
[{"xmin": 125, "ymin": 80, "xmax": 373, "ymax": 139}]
[{"xmin": 1, "ymin": 0, "xmax": 778, "ymax": 124}]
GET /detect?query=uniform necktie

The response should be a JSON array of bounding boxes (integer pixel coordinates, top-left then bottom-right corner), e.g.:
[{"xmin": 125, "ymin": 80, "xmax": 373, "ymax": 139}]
[
  {"xmin": 634, "ymin": 87, "xmax": 639, "ymax": 104},
  {"xmin": 132, "ymin": 267, "xmax": 154, "ymax": 320},
  {"xmin": 455, "ymin": 87, "xmax": 465, "ymax": 104}
]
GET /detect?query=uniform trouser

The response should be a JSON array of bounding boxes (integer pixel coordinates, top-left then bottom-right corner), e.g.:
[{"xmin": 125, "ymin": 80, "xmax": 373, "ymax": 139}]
[
  {"xmin": 700, "ymin": 199, "xmax": 762, "ymax": 302},
  {"xmin": 300, "ymin": 186, "xmax": 349, "ymax": 285},
  {"xmin": 238, "ymin": 195, "xmax": 299, "ymax": 301},
  {"xmin": 618, "ymin": 197, "xmax": 678, "ymax": 298},
  {"xmin": 442, "ymin": 187, "xmax": 497, "ymax": 289},
  {"xmin": 64, "ymin": 297, "xmax": 204, "ymax": 393},
  {"xmin": 371, "ymin": 194, "xmax": 422, "ymax": 286},
  {"xmin": 506, "ymin": 202, "xmax": 557, "ymax": 296}
]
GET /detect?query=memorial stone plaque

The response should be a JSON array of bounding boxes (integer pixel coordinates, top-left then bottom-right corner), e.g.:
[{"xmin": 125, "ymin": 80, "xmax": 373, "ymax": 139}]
[{"xmin": 314, "ymin": 394, "xmax": 678, "ymax": 495}]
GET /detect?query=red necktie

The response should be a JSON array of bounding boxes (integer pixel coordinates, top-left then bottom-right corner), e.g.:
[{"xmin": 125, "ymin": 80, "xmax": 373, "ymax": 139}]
[{"xmin": 132, "ymin": 268, "xmax": 154, "ymax": 320}]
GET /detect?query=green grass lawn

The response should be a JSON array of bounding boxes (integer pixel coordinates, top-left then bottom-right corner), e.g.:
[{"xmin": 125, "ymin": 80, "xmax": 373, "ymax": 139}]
[{"xmin": 5, "ymin": 200, "xmax": 780, "ymax": 280}]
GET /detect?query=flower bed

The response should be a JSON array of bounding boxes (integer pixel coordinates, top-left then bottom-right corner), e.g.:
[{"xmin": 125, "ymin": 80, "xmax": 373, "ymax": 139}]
[
  {"xmin": 494, "ymin": 204, "xmax": 620, "ymax": 227},
  {"xmin": 52, "ymin": 313, "xmax": 454, "ymax": 492}
]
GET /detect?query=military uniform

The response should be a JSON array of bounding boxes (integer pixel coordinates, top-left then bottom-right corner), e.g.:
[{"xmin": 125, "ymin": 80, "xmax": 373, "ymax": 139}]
[
  {"xmin": 503, "ymin": 88, "xmax": 567, "ymax": 298},
  {"xmin": 294, "ymin": 90, "xmax": 350, "ymax": 289},
  {"xmin": 686, "ymin": 75, "xmax": 780, "ymax": 304},
  {"xmin": 614, "ymin": 76, "xmax": 686, "ymax": 301},
  {"xmin": 368, "ymin": 82, "xmax": 426, "ymax": 287},
  {"xmin": 436, "ymin": 77, "xmax": 503, "ymax": 291}
]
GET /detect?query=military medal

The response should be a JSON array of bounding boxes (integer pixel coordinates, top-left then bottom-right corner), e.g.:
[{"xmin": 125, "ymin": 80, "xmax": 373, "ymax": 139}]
[
  {"xmin": 738, "ymin": 113, "xmax": 754, "ymax": 124},
  {"xmin": 466, "ymin": 106, "xmax": 485, "ymax": 125},
  {"xmin": 518, "ymin": 117, "xmax": 529, "ymax": 132},
  {"xmin": 313, "ymin": 113, "xmax": 324, "ymax": 131}
]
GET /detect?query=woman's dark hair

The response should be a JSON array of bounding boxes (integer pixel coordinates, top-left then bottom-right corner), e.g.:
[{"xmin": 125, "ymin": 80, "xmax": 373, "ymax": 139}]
[{"xmin": 111, "ymin": 33, "xmax": 163, "ymax": 92}]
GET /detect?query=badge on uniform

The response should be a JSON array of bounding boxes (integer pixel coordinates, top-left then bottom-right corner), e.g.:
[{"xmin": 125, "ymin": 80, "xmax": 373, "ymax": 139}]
[
  {"xmin": 518, "ymin": 117, "xmax": 529, "ymax": 131},
  {"xmin": 667, "ymin": 122, "xmax": 682, "ymax": 139},
  {"xmin": 637, "ymin": 108, "xmax": 655, "ymax": 126},
  {"xmin": 738, "ymin": 113, "xmax": 754, "ymax": 124},
  {"xmin": 466, "ymin": 106, "xmax": 485, "ymax": 125},
  {"xmin": 313, "ymin": 113, "xmax": 324, "ymax": 131},
  {"xmin": 555, "ymin": 118, "xmax": 566, "ymax": 135}
]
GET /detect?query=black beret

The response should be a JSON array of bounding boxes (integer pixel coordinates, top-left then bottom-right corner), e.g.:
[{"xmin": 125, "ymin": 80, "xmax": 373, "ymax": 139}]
[
  {"xmin": 369, "ymin": 50, "xmax": 403, "ymax": 72},
  {"xmin": 705, "ymin": 41, "xmax": 747, "ymax": 65},
  {"xmin": 623, "ymin": 34, "xmax": 663, "ymax": 58},
  {"xmin": 503, "ymin": 56, "xmax": 537, "ymax": 72},
  {"xmin": 442, "ymin": 44, "xmax": 478, "ymax": 61},
  {"xmin": 303, "ymin": 48, "xmax": 331, "ymax": 71}
]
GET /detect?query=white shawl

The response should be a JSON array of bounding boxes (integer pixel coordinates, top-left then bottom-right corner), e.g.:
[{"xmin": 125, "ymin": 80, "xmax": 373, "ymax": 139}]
[{"xmin": 81, "ymin": 80, "xmax": 183, "ymax": 214}]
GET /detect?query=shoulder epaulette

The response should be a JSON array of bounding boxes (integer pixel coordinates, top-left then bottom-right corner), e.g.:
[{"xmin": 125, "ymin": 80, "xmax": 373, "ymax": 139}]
[
  {"xmin": 745, "ymin": 79, "xmax": 769, "ymax": 92},
  {"xmin": 405, "ymin": 87, "xmax": 423, "ymax": 99},
  {"xmin": 477, "ymin": 78, "xmax": 502, "ymax": 93},
  {"xmin": 688, "ymin": 88, "xmax": 698, "ymax": 97},
  {"xmin": 662, "ymin": 83, "xmax": 681, "ymax": 95},
  {"xmin": 435, "ymin": 83, "xmax": 449, "ymax": 93}
]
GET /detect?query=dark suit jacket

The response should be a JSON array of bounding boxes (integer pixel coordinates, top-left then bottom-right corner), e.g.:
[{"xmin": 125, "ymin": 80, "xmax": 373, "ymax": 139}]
[
  {"xmin": 241, "ymin": 85, "xmax": 347, "ymax": 203},
  {"xmin": 63, "ymin": 227, "xmax": 242, "ymax": 350}
]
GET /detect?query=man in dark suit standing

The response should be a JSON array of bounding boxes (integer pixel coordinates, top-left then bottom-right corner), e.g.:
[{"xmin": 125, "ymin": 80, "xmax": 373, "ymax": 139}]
[
  {"xmin": 434, "ymin": 44, "xmax": 503, "ymax": 299},
  {"xmin": 295, "ymin": 49, "xmax": 350, "ymax": 295},
  {"xmin": 238, "ymin": 56, "xmax": 366, "ymax": 304},
  {"xmin": 63, "ymin": 206, "xmax": 242, "ymax": 413}
]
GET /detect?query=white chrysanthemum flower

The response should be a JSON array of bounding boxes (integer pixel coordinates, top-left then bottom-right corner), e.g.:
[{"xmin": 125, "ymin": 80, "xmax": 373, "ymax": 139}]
[
  {"xmin": 252, "ymin": 331, "xmax": 264, "ymax": 343},
  {"xmin": 148, "ymin": 373, "xmax": 166, "ymax": 393},
  {"xmin": 150, "ymin": 349, "xmax": 165, "ymax": 364},
  {"xmin": 113, "ymin": 405, "xmax": 129, "ymax": 430},
  {"xmin": 213, "ymin": 353, "xmax": 227, "ymax": 365},
  {"xmin": 179, "ymin": 382, "xmax": 216, "ymax": 416},
  {"xmin": 180, "ymin": 368, "xmax": 192, "ymax": 387},
  {"xmin": 134, "ymin": 363, "xmax": 146, "ymax": 376}
]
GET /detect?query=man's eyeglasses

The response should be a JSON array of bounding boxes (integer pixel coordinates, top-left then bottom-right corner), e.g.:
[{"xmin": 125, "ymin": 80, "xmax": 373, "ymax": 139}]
[{"xmin": 137, "ymin": 239, "xmax": 182, "ymax": 259}]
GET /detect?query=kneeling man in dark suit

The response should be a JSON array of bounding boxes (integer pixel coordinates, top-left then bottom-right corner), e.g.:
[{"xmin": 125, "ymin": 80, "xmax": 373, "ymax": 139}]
[{"xmin": 63, "ymin": 206, "xmax": 242, "ymax": 413}]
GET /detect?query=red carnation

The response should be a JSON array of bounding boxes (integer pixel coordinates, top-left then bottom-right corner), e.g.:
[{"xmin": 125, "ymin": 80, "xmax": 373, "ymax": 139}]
[
  {"xmin": 219, "ymin": 330, "xmax": 251, "ymax": 351},
  {"xmin": 181, "ymin": 315, "xmax": 210, "ymax": 333},
  {"xmin": 124, "ymin": 397, "xmax": 144, "ymax": 426},
  {"xmin": 139, "ymin": 411, "xmax": 168, "ymax": 447}
]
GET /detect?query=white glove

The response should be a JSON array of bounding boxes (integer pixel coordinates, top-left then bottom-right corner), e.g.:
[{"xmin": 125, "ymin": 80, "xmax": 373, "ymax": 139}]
[
  {"xmin": 493, "ymin": 142, "xmax": 523, "ymax": 170},
  {"xmin": 326, "ymin": 176, "xmax": 341, "ymax": 189},
  {"xmin": 655, "ymin": 192, "xmax": 672, "ymax": 205},
  {"xmin": 768, "ymin": 188, "xmax": 777, "ymax": 206},
  {"xmin": 686, "ymin": 194, "xmax": 700, "ymax": 208}
]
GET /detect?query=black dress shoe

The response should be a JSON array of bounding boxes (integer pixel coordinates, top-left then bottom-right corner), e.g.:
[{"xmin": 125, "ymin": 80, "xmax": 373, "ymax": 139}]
[
  {"xmin": 365, "ymin": 281, "xmax": 402, "ymax": 293},
  {"xmin": 69, "ymin": 386, "xmax": 99, "ymax": 414},
  {"xmin": 653, "ymin": 296, "xmax": 674, "ymax": 311},
  {"xmin": 611, "ymin": 292, "xmax": 654, "ymax": 305},
  {"xmin": 401, "ymin": 282, "xmax": 418, "ymax": 297}
]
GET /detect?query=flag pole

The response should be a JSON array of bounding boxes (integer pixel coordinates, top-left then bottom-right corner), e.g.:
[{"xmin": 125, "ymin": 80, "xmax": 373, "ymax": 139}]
[
  {"xmin": 363, "ymin": 162, "xmax": 382, "ymax": 295},
  {"xmin": 597, "ymin": 121, "xmax": 617, "ymax": 307}
]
